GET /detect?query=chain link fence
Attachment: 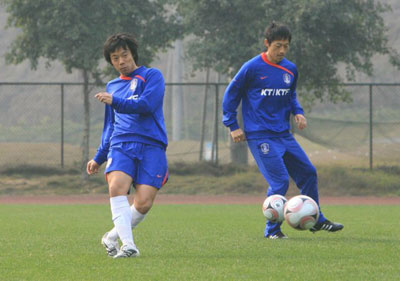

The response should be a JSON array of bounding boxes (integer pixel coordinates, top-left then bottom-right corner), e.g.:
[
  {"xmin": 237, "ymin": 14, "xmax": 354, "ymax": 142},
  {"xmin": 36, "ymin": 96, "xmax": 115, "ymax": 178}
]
[
  {"xmin": 0, "ymin": 82, "xmax": 399, "ymax": 169},
  {"xmin": 296, "ymin": 84, "xmax": 400, "ymax": 168}
]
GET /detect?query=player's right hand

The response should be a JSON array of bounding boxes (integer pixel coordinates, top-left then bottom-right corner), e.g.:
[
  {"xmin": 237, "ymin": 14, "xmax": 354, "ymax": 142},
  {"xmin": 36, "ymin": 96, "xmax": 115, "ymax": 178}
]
[
  {"xmin": 87, "ymin": 159, "xmax": 100, "ymax": 175},
  {"xmin": 95, "ymin": 92, "xmax": 113, "ymax": 105},
  {"xmin": 231, "ymin": 128, "xmax": 246, "ymax": 143}
]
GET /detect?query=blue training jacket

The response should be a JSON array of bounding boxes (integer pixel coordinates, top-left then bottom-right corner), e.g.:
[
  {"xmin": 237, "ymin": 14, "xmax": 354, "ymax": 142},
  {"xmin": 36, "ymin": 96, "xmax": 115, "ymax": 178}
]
[
  {"xmin": 94, "ymin": 66, "xmax": 168, "ymax": 165},
  {"xmin": 222, "ymin": 53, "xmax": 304, "ymax": 139}
]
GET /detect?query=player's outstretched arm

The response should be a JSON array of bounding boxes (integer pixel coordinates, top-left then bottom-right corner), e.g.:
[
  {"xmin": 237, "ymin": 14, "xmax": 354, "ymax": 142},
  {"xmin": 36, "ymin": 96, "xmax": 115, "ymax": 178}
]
[
  {"xmin": 93, "ymin": 102, "xmax": 115, "ymax": 166},
  {"xmin": 222, "ymin": 64, "xmax": 248, "ymax": 130},
  {"xmin": 111, "ymin": 70, "xmax": 165, "ymax": 114},
  {"xmin": 87, "ymin": 159, "xmax": 100, "ymax": 175}
]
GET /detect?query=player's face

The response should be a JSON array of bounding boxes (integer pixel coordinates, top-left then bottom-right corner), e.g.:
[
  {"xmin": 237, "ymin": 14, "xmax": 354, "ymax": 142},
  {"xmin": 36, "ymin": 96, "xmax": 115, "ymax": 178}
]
[
  {"xmin": 110, "ymin": 47, "xmax": 137, "ymax": 76},
  {"xmin": 265, "ymin": 39, "xmax": 290, "ymax": 64}
]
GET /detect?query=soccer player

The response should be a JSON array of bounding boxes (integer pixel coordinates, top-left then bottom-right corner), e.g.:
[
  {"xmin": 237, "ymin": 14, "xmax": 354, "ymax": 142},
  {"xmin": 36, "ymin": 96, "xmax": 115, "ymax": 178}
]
[
  {"xmin": 222, "ymin": 22, "xmax": 343, "ymax": 239},
  {"xmin": 87, "ymin": 33, "xmax": 169, "ymax": 257}
]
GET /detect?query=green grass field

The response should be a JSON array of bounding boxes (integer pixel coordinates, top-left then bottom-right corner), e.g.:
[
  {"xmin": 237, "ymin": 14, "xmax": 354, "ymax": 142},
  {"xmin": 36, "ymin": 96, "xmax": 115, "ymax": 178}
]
[{"xmin": 0, "ymin": 204, "xmax": 399, "ymax": 281}]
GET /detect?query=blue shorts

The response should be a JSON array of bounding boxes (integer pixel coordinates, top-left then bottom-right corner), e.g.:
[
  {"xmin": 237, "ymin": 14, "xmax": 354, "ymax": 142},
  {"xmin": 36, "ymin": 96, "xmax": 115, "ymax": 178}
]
[{"xmin": 105, "ymin": 142, "xmax": 168, "ymax": 189}]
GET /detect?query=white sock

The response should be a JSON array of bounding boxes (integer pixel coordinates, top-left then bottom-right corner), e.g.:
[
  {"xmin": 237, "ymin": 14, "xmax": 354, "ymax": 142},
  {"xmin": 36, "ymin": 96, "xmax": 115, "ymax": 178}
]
[
  {"xmin": 131, "ymin": 204, "xmax": 147, "ymax": 228},
  {"xmin": 107, "ymin": 203, "xmax": 147, "ymax": 241},
  {"xmin": 110, "ymin": 196, "xmax": 134, "ymax": 247}
]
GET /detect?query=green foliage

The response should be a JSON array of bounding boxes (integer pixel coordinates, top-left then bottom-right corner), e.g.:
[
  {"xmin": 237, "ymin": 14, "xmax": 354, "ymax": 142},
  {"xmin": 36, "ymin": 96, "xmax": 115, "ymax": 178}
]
[
  {"xmin": 169, "ymin": 161, "xmax": 251, "ymax": 176},
  {"xmin": 2, "ymin": 0, "xmax": 180, "ymax": 77},
  {"xmin": 178, "ymin": 0, "xmax": 266, "ymax": 74},
  {"xmin": 177, "ymin": 0, "xmax": 398, "ymax": 106},
  {"xmin": 1, "ymin": 0, "xmax": 181, "ymax": 174},
  {"xmin": 168, "ymin": 164, "xmax": 400, "ymax": 196},
  {"xmin": 2, "ymin": 163, "xmax": 399, "ymax": 196},
  {"xmin": 0, "ymin": 164, "xmax": 79, "ymax": 176},
  {"xmin": 318, "ymin": 165, "xmax": 400, "ymax": 196},
  {"xmin": 0, "ymin": 204, "xmax": 399, "ymax": 280}
]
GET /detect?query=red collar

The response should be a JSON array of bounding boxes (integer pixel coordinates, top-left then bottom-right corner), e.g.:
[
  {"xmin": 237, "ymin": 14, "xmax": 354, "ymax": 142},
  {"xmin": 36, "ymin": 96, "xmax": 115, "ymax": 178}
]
[{"xmin": 261, "ymin": 52, "xmax": 294, "ymax": 76}]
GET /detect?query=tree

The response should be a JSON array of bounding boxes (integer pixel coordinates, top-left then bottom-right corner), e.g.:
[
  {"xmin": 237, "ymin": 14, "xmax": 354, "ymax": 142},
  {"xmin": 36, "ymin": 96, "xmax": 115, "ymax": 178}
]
[
  {"xmin": 177, "ymin": 0, "xmax": 399, "ymax": 164},
  {"xmin": 2, "ymin": 0, "xmax": 180, "ymax": 178}
]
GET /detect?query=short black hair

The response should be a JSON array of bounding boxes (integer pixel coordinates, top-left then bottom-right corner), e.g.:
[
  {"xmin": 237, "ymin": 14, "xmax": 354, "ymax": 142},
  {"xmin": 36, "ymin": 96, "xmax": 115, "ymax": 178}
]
[
  {"xmin": 103, "ymin": 33, "xmax": 139, "ymax": 65},
  {"xmin": 264, "ymin": 22, "xmax": 292, "ymax": 44}
]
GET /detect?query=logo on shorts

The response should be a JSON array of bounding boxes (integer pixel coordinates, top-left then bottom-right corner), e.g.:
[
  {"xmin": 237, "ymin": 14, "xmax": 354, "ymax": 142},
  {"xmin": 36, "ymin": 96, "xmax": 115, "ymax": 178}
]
[
  {"xmin": 260, "ymin": 143, "xmax": 269, "ymax": 154},
  {"xmin": 106, "ymin": 158, "xmax": 112, "ymax": 168},
  {"xmin": 283, "ymin": 73, "xmax": 291, "ymax": 85}
]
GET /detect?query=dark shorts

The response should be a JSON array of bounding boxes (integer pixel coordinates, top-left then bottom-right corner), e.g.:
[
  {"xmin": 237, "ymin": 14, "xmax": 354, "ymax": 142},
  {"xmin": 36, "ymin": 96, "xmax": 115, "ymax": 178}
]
[{"xmin": 105, "ymin": 142, "xmax": 168, "ymax": 189}]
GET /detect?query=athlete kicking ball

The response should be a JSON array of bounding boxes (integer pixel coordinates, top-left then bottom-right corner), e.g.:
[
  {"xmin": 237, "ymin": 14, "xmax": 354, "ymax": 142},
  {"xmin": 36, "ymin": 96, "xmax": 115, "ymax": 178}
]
[
  {"xmin": 87, "ymin": 33, "xmax": 169, "ymax": 257},
  {"xmin": 222, "ymin": 22, "xmax": 343, "ymax": 239}
]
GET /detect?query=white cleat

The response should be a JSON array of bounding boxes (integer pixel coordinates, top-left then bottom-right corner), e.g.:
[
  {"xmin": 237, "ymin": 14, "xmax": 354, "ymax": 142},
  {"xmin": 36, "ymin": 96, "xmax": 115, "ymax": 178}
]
[
  {"xmin": 266, "ymin": 231, "xmax": 288, "ymax": 239},
  {"xmin": 113, "ymin": 244, "xmax": 140, "ymax": 259},
  {"xmin": 101, "ymin": 232, "xmax": 120, "ymax": 257}
]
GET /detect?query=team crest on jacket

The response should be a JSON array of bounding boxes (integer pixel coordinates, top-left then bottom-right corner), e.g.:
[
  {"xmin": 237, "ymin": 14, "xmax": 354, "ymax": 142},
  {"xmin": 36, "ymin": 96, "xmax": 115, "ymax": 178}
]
[
  {"xmin": 130, "ymin": 78, "xmax": 138, "ymax": 92},
  {"xmin": 283, "ymin": 73, "xmax": 291, "ymax": 85},
  {"xmin": 260, "ymin": 143, "xmax": 270, "ymax": 154}
]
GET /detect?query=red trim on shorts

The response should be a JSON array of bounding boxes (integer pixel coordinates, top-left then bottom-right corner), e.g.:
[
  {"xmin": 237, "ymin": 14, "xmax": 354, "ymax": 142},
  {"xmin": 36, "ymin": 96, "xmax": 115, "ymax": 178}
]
[
  {"xmin": 162, "ymin": 171, "xmax": 169, "ymax": 186},
  {"xmin": 261, "ymin": 52, "xmax": 294, "ymax": 76}
]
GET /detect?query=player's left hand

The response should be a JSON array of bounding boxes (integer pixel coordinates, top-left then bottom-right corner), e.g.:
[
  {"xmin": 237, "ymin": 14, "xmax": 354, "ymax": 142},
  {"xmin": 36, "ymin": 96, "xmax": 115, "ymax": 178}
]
[
  {"xmin": 95, "ymin": 92, "xmax": 113, "ymax": 105},
  {"xmin": 295, "ymin": 114, "xmax": 307, "ymax": 130}
]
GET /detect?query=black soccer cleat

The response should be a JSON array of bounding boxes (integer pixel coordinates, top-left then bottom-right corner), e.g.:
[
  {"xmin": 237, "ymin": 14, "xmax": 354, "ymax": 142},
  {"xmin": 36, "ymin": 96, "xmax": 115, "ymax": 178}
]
[
  {"xmin": 266, "ymin": 231, "xmax": 288, "ymax": 239},
  {"xmin": 310, "ymin": 220, "xmax": 344, "ymax": 233}
]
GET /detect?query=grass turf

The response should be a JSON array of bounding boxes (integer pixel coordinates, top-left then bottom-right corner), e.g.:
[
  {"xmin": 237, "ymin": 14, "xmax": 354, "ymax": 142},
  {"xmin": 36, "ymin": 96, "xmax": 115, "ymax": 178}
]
[{"xmin": 0, "ymin": 204, "xmax": 399, "ymax": 281}]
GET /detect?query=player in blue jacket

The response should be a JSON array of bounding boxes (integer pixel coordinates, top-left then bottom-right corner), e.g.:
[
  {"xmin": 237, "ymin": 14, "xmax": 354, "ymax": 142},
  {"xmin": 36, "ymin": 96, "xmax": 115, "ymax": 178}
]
[
  {"xmin": 87, "ymin": 33, "xmax": 169, "ymax": 257},
  {"xmin": 223, "ymin": 22, "xmax": 343, "ymax": 239}
]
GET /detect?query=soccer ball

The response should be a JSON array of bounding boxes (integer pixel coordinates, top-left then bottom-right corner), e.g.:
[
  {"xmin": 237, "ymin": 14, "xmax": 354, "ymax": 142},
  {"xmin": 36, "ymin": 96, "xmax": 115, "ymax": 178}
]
[
  {"xmin": 284, "ymin": 195, "xmax": 320, "ymax": 230},
  {"xmin": 262, "ymin": 195, "xmax": 287, "ymax": 223}
]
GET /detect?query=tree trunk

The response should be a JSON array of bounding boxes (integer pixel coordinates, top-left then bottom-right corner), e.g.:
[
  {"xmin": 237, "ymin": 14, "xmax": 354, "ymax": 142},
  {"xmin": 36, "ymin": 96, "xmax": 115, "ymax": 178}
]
[
  {"xmin": 199, "ymin": 68, "xmax": 210, "ymax": 161},
  {"xmin": 164, "ymin": 51, "xmax": 173, "ymax": 132},
  {"xmin": 171, "ymin": 39, "xmax": 184, "ymax": 141},
  {"xmin": 81, "ymin": 69, "xmax": 90, "ymax": 180},
  {"xmin": 230, "ymin": 105, "xmax": 248, "ymax": 165}
]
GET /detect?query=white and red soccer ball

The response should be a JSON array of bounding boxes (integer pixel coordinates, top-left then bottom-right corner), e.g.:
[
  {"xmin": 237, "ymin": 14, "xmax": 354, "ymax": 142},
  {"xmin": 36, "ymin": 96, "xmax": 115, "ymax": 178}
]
[
  {"xmin": 262, "ymin": 195, "xmax": 287, "ymax": 223},
  {"xmin": 284, "ymin": 195, "xmax": 320, "ymax": 230}
]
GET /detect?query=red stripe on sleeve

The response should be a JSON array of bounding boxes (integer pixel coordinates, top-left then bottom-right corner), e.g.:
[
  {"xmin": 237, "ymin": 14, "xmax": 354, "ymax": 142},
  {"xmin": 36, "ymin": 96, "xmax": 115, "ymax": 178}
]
[{"xmin": 135, "ymin": 75, "xmax": 146, "ymax": 82}]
